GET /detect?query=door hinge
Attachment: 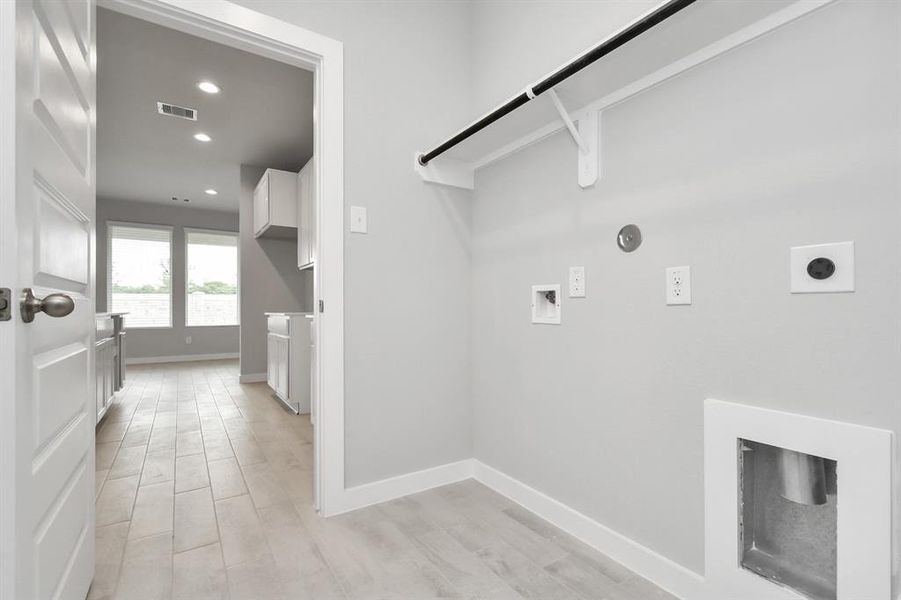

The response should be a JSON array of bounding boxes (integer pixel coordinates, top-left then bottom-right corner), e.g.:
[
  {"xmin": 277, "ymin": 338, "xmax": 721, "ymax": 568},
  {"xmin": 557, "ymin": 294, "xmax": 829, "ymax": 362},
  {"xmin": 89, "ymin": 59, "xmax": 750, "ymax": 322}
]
[
  {"xmin": 0, "ymin": 288, "xmax": 10, "ymax": 321},
  {"xmin": 319, "ymin": 299, "xmax": 324, "ymax": 313}
]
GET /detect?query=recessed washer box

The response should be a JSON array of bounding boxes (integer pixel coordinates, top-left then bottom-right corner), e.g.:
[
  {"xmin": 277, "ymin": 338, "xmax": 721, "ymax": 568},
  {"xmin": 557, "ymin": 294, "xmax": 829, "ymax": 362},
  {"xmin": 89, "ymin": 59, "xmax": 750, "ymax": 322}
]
[
  {"xmin": 790, "ymin": 242, "xmax": 854, "ymax": 294},
  {"xmin": 531, "ymin": 284, "xmax": 561, "ymax": 324}
]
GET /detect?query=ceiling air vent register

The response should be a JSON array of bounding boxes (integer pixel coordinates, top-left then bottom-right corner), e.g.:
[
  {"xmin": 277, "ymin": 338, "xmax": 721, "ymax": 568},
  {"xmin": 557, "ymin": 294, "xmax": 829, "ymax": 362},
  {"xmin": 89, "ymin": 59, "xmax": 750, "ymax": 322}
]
[{"xmin": 156, "ymin": 102, "xmax": 197, "ymax": 121}]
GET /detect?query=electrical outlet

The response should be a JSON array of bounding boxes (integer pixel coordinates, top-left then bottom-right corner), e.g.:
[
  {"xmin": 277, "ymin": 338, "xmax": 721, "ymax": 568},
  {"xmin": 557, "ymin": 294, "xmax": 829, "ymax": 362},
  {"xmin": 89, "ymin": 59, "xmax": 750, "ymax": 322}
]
[
  {"xmin": 185, "ymin": 336, "xmax": 192, "ymax": 344},
  {"xmin": 666, "ymin": 266, "xmax": 691, "ymax": 305},
  {"xmin": 568, "ymin": 266, "xmax": 585, "ymax": 298},
  {"xmin": 790, "ymin": 241, "xmax": 854, "ymax": 293}
]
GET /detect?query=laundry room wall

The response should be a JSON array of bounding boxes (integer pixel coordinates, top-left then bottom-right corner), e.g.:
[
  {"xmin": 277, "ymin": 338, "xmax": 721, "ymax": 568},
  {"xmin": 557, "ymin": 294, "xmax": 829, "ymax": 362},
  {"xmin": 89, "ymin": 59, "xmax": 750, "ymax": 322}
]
[
  {"xmin": 470, "ymin": 0, "xmax": 901, "ymax": 577},
  {"xmin": 231, "ymin": 0, "xmax": 475, "ymax": 487}
]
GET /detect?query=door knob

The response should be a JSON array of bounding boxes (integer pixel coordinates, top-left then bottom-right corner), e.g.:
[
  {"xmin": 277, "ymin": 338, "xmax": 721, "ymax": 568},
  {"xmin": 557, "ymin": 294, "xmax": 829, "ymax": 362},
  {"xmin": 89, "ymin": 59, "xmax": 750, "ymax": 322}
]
[{"xmin": 20, "ymin": 288, "xmax": 75, "ymax": 323}]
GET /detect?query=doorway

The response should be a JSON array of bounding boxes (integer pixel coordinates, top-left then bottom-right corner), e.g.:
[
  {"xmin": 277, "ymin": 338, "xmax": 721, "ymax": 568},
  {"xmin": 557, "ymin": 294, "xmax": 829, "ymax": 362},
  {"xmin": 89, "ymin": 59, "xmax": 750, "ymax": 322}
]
[
  {"xmin": 0, "ymin": 1, "xmax": 344, "ymax": 598},
  {"xmin": 100, "ymin": 0, "xmax": 345, "ymax": 518}
]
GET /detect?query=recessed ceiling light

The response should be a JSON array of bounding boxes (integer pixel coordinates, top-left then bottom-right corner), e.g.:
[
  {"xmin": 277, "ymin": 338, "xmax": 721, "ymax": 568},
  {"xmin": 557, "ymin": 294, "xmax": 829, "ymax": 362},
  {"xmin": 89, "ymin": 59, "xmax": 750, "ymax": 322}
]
[
  {"xmin": 193, "ymin": 133, "xmax": 211, "ymax": 142},
  {"xmin": 205, "ymin": 189, "xmax": 217, "ymax": 196},
  {"xmin": 197, "ymin": 81, "xmax": 220, "ymax": 94}
]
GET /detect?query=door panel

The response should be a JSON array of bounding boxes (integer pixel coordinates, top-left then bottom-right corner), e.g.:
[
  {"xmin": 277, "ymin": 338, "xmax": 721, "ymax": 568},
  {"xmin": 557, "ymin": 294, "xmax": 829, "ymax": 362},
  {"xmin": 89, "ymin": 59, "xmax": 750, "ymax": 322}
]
[
  {"xmin": 35, "ymin": 182, "xmax": 90, "ymax": 289},
  {"xmin": 34, "ymin": 343, "xmax": 89, "ymax": 451},
  {"xmin": 35, "ymin": 461, "xmax": 90, "ymax": 600},
  {"xmin": 4, "ymin": 0, "xmax": 96, "ymax": 598},
  {"xmin": 34, "ymin": 2, "xmax": 91, "ymax": 175}
]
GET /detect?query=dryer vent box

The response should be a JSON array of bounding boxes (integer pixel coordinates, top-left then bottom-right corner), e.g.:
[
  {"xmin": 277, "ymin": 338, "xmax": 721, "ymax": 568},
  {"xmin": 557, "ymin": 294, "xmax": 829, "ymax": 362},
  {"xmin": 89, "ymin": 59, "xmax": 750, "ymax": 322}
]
[{"xmin": 531, "ymin": 284, "xmax": 561, "ymax": 325}]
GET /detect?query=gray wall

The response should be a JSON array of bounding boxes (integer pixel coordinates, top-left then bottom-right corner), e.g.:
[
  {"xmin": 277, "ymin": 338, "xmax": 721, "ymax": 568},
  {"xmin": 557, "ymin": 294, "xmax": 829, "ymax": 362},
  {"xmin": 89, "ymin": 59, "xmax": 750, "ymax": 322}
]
[
  {"xmin": 238, "ymin": 165, "xmax": 311, "ymax": 378},
  {"xmin": 96, "ymin": 198, "xmax": 240, "ymax": 360},
  {"xmin": 471, "ymin": 0, "xmax": 900, "ymax": 576},
  {"xmin": 470, "ymin": 0, "xmax": 653, "ymax": 109},
  {"xmin": 232, "ymin": 1, "xmax": 475, "ymax": 486}
]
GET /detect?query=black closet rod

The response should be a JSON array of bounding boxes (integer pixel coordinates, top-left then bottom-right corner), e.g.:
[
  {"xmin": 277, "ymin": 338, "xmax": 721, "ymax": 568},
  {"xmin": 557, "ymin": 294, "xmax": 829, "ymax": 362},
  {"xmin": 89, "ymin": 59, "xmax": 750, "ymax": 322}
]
[{"xmin": 417, "ymin": 0, "xmax": 698, "ymax": 166}]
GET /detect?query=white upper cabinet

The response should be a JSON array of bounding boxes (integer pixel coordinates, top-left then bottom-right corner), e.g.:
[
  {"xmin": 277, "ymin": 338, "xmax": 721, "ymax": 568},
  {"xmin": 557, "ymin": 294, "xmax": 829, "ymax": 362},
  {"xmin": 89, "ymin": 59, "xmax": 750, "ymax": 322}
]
[
  {"xmin": 254, "ymin": 168, "xmax": 298, "ymax": 239},
  {"xmin": 297, "ymin": 156, "xmax": 316, "ymax": 269}
]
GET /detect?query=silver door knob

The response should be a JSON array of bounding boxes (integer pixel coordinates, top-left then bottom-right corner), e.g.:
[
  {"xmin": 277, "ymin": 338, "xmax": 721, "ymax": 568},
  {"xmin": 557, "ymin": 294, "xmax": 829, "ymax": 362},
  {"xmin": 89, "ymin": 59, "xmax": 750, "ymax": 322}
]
[{"xmin": 20, "ymin": 288, "xmax": 75, "ymax": 323}]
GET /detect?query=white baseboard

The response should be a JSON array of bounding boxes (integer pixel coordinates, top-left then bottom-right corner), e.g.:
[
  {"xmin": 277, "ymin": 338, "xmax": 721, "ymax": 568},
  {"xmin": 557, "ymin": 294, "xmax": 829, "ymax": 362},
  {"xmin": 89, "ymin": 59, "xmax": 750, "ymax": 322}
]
[
  {"xmin": 331, "ymin": 457, "xmax": 705, "ymax": 598},
  {"xmin": 471, "ymin": 460, "xmax": 706, "ymax": 599},
  {"xmin": 239, "ymin": 372, "xmax": 267, "ymax": 383},
  {"xmin": 335, "ymin": 459, "xmax": 474, "ymax": 515},
  {"xmin": 126, "ymin": 352, "xmax": 239, "ymax": 365}
]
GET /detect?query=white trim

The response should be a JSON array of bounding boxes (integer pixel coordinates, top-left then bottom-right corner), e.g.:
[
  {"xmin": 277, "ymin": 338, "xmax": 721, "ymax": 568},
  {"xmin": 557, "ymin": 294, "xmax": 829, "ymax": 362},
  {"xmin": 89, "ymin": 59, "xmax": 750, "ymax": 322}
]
[
  {"xmin": 126, "ymin": 352, "xmax": 239, "ymax": 365},
  {"xmin": 239, "ymin": 372, "xmax": 266, "ymax": 383},
  {"xmin": 471, "ymin": 460, "xmax": 706, "ymax": 599},
  {"xmin": 331, "ymin": 457, "xmax": 705, "ymax": 598},
  {"xmin": 101, "ymin": 0, "xmax": 345, "ymax": 517},
  {"xmin": 334, "ymin": 460, "xmax": 475, "ymax": 515}
]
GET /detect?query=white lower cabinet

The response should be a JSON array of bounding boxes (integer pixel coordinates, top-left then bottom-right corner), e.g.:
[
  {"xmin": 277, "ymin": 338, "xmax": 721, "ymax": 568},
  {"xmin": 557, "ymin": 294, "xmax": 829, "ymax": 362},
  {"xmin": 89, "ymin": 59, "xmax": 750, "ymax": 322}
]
[
  {"xmin": 266, "ymin": 313, "xmax": 312, "ymax": 414},
  {"xmin": 267, "ymin": 333, "xmax": 279, "ymax": 391}
]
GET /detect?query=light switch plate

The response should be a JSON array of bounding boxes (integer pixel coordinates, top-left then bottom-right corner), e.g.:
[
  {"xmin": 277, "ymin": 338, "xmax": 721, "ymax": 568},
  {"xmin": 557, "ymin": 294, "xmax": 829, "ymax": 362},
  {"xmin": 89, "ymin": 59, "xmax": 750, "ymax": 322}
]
[
  {"xmin": 790, "ymin": 241, "xmax": 854, "ymax": 293},
  {"xmin": 568, "ymin": 266, "xmax": 585, "ymax": 298},
  {"xmin": 350, "ymin": 206, "xmax": 367, "ymax": 233},
  {"xmin": 666, "ymin": 266, "xmax": 691, "ymax": 305}
]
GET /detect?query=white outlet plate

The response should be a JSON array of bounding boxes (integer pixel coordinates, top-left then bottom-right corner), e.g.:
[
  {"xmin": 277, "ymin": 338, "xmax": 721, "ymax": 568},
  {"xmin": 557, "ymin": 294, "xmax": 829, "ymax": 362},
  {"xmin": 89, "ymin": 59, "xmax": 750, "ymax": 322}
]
[
  {"xmin": 531, "ymin": 284, "xmax": 561, "ymax": 324},
  {"xmin": 350, "ymin": 205, "xmax": 367, "ymax": 233},
  {"xmin": 666, "ymin": 266, "xmax": 691, "ymax": 305},
  {"xmin": 568, "ymin": 266, "xmax": 585, "ymax": 298},
  {"xmin": 790, "ymin": 241, "xmax": 854, "ymax": 293}
]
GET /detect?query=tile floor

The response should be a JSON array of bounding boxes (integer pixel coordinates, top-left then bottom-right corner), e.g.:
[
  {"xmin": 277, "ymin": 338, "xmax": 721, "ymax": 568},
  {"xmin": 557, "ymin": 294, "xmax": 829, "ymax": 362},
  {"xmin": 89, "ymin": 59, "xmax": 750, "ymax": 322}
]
[{"xmin": 91, "ymin": 359, "xmax": 676, "ymax": 600}]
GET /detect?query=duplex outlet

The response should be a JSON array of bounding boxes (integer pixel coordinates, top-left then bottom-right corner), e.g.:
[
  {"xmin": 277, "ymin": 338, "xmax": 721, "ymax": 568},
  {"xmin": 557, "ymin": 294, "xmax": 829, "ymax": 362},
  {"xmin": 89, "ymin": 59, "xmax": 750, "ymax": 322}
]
[
  {"xmin": 666, "ymin": 266, "xmax": 691, "ymax": 305},
  {"xmin": 568, "ymin": 266, "xmax": 585, "ymax": 298}
]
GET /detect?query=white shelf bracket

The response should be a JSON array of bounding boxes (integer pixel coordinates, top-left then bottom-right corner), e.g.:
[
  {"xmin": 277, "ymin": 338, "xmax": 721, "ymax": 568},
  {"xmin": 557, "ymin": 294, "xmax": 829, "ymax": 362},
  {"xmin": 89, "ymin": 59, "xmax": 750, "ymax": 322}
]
[
  {"xmin": 413, "ymin": 152, "xmax": 474, "ymax": 190},
  {"xmin": 577, "ymin": 109, "xmax": 600, "ymax": 188},
  {"xmin": 546, "ymin": 89, "xmax": 599, "ymax": 188}
]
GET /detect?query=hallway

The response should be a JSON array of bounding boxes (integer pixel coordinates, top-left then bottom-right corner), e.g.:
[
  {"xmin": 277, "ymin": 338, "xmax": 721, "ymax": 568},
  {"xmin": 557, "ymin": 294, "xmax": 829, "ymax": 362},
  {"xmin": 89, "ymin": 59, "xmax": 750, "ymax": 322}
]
[{"xmin": 91, "ymin": 360, "xmax": 674, "ymax": 600}]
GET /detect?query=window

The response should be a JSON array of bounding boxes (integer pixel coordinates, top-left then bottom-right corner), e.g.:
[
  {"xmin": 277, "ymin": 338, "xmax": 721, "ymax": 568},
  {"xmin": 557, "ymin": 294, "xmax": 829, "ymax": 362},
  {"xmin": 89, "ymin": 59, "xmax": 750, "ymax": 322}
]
[
  {"xmin": 186, "ymin": 229, "xmax": 239, "ymax": 326},
  {"xmin": 108, "ymin": 223, "xmax": 173, "ymax": 328}
]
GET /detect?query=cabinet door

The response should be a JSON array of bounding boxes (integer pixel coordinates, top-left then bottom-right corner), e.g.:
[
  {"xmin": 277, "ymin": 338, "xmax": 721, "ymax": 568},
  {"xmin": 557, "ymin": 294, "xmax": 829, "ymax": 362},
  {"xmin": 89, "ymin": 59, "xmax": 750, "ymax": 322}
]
[
  {"xmin": 297, "ymin": 160, "xmax": 314, "ymax": 268},
  {"xmin": 277, "ymin": 337, "xmax": 289, "ymax": 399},
  {"xmin": 308, "ymin": 157, "xmax": 317, "ymax": 265},
  {"xmin": 267, "ymin": 333, "xmax": 278, "ymax": 391},
  {"xmin": 96, "ymin": 347, "xmax": 105, "ymax": 421},
  {"xmin": 104, "ymin": 352, "xmax": 113, "ymax": 408},
  {"xmin": 297, "ymin": 166, "xmax": 308, "ymax": 267},
  {"xmin": 254, "ymin": 172, "xmax": 270, "ymax": 236}
]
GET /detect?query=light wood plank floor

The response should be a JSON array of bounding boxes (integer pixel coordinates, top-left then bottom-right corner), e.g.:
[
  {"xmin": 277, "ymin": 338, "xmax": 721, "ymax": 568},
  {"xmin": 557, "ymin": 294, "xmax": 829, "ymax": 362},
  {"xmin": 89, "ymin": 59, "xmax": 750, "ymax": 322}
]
[{"xmin": 91, "ymin": 359, "xmax": 676, "ymax": 600}]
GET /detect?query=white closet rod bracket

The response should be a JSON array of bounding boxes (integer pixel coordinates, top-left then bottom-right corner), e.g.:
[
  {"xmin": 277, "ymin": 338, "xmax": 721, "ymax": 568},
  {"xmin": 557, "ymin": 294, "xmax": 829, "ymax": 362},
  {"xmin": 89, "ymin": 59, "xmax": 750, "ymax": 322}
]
[
  {"xmin": 546, "ymin": 89, "xmax": 599, "ymax": 188},
  {"xmin": 577, "ymin": 109, "xmax": 600, "ymax": 189},
  {"xmin": 413, "ymin": 152, "xmax": 474, "ymax": 190},
  {"xmin": 546, "ymin": 89, "xmax": 588, "ymax": 153}
]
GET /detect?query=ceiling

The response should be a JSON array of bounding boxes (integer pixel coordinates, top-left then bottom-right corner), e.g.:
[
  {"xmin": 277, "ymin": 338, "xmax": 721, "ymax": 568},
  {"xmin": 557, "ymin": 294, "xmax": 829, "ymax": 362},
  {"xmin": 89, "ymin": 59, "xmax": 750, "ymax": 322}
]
[{"xmin": 97, "ymin": 8, "xmax": 314, "ymax": 212}]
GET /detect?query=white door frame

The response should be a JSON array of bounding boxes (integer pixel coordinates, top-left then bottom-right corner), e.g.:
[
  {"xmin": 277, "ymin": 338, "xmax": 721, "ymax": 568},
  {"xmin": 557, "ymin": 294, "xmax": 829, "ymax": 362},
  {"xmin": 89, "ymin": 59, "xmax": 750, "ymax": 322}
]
[{"xmin": 100, "ymin": 0, "xmax": 346, "ymax": 516}]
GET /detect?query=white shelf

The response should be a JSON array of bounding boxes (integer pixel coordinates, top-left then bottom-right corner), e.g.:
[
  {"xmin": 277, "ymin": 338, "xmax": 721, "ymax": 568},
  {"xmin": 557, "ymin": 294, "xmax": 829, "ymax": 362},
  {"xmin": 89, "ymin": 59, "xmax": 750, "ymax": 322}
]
[{"xmin": 415, "ymin": 0, "xmax": 834, "ymax": 190}]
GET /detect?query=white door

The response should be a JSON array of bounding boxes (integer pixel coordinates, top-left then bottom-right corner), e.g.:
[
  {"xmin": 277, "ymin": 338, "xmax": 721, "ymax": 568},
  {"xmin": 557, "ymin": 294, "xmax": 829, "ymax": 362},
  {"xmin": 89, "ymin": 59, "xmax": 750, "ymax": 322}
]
[{"xmin": 0, "ymin": 0, "xmax": 97, "ymax": 599}]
